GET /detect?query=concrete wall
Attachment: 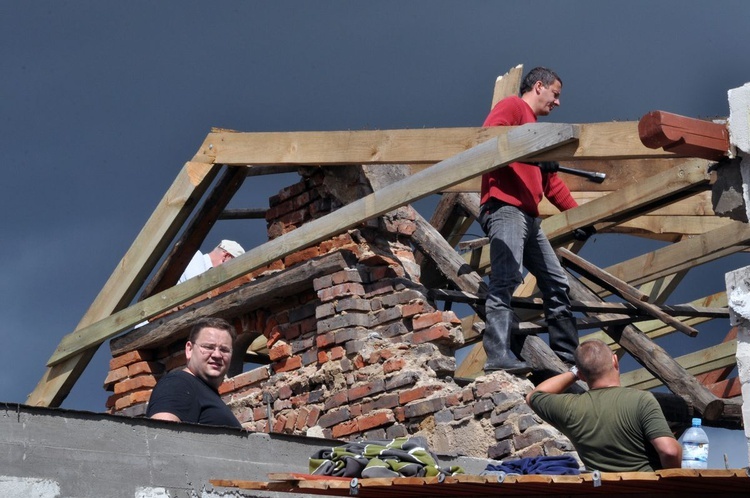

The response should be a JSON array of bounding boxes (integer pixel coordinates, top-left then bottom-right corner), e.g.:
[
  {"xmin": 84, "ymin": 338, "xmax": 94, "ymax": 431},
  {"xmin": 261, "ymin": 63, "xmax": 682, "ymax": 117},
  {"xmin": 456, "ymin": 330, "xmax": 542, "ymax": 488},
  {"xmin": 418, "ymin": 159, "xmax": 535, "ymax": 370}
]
[
  {"xmin": 0, "ymin": 403, "xmax": 489, "ymax": 498},
  {"xmin": 0, "ymin": 403, "xmax": 337, "ymax": 497}
]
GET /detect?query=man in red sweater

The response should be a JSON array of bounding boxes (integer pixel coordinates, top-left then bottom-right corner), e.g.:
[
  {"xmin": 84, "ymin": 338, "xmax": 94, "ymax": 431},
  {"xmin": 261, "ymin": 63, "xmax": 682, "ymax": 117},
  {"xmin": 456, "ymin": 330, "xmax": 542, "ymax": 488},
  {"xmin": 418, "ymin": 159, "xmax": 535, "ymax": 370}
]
[{"xmin": 479, "ymin": 67, "xmax": 592, "ymax": 374}]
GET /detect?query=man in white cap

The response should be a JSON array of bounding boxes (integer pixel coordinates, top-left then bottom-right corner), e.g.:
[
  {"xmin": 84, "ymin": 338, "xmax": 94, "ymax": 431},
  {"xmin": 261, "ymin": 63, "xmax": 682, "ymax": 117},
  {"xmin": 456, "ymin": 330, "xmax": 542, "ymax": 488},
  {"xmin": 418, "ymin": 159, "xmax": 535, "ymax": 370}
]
[{"xmin": 178, "ymin": 240, "xmax": 245, "ymax": 284}]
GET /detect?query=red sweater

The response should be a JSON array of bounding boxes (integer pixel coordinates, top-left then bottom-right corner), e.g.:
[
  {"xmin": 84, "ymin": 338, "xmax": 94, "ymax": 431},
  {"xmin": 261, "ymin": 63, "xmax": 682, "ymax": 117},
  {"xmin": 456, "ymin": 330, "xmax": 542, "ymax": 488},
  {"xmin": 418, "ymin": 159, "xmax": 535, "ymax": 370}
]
[{"xmin": 480, "ymin": 96, "xmax": 577, "ymax": 217}]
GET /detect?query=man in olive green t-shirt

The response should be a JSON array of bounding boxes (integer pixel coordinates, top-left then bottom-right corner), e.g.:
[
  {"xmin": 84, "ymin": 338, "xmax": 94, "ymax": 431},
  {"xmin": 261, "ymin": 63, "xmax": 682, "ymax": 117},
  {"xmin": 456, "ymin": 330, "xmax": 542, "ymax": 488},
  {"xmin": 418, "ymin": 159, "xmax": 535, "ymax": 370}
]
[{"xmin": 526, "ymin": 339, "xmax": 682, "ymax": 471}]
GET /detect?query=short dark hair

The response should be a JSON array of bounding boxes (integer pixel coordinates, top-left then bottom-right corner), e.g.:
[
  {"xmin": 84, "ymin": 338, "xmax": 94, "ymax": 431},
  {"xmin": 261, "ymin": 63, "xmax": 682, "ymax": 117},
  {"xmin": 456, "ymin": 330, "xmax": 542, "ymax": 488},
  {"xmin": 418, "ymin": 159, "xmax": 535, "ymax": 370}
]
[
  {"xmin": 188, "ymin": 317, "xmax": 237, "ymax": 344},
  {"xmin": 574, "ymin": 339, "xmax": 613, "ymax": 381},
  {"xmin": 520, "ymin": 67, "xmax": 562, "ymax": 95}
]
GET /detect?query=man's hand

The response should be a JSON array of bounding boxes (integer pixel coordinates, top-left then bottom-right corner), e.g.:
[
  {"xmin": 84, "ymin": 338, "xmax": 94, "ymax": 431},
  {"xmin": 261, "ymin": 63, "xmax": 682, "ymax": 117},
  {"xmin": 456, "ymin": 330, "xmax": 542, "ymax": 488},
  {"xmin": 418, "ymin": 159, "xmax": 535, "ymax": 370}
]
[{"xmin": 573, "ymin": 225, "xmax": 596, "ymax": 241}]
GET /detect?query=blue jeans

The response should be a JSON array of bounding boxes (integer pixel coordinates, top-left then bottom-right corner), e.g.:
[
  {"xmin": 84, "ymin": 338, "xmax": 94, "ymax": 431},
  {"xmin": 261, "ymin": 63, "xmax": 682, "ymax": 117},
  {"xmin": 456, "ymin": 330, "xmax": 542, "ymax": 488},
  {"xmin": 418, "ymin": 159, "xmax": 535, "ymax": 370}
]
[{"xmin": 479, "ymin": 200, "xmax": 572, "ymax": 321}]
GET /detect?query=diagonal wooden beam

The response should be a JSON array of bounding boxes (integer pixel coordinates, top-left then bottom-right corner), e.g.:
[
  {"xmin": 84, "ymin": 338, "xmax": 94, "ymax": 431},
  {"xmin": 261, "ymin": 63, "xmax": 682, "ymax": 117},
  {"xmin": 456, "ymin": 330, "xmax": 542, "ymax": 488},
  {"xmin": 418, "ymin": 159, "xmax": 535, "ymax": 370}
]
[
  {"xmin": 556, "ymin": 247, "xmax": 699, "ymax": 337},
  {"xmin": 28, "ymin": 160, "xmax": 220, "ymax": 407},
  {"xmin": 46, "ymin": 123, "xmax": 579, "ymax": 367},
  {"xmin": 140, "ymin": 165, "xmax": 247, "ymax": 299}
]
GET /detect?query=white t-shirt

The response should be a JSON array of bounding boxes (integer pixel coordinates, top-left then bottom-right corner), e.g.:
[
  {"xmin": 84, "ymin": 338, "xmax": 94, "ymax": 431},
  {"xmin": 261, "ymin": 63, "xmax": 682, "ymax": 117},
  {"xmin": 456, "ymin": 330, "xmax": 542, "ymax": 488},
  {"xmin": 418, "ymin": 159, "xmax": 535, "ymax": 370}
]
[{"xmin": 178, "ymin": 251, "xmax": 213, "ymax": 283}]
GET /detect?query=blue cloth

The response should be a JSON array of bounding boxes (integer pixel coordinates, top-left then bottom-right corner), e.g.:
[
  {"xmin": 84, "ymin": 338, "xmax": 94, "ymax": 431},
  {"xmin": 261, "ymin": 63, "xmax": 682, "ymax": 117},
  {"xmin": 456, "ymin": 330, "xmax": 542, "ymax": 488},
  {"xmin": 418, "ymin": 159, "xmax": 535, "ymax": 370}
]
[{"xmin": 483, "ymin": 455, "xmax": 580, "ymax": 475}]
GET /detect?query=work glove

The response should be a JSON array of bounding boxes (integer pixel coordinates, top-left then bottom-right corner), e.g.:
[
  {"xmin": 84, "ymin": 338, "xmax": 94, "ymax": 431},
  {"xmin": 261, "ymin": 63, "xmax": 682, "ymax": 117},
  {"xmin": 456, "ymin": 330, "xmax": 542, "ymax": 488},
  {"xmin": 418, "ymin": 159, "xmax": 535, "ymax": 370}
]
[{"xmin": 572, "ymin": 225, "xmax": 596, "ymax": 241}]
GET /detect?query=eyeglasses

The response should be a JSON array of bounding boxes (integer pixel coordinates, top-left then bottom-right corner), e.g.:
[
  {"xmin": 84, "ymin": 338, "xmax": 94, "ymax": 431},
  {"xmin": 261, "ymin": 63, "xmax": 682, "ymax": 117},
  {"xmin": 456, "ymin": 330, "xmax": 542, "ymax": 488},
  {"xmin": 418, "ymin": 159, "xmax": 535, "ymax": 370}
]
[{"xmin": 195, "ymin": 343, "xmax": 233, "ymax": 356}]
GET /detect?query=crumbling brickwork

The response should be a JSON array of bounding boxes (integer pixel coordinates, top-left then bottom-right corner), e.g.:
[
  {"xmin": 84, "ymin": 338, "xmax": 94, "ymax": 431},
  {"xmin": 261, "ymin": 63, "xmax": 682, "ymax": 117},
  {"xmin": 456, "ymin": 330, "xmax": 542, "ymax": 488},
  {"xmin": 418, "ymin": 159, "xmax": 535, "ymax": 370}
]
[{"xmin": 106, "ymin": 165, "xmax": 576, "ymax": 461}]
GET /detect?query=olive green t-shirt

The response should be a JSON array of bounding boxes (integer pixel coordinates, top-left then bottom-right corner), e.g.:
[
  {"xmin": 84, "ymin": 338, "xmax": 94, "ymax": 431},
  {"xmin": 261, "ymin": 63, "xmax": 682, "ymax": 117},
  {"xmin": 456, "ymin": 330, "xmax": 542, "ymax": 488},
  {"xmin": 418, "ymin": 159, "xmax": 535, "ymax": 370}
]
[{"xmin": 529, "ymin": 387, "xmax": 675, "ymax": 471}]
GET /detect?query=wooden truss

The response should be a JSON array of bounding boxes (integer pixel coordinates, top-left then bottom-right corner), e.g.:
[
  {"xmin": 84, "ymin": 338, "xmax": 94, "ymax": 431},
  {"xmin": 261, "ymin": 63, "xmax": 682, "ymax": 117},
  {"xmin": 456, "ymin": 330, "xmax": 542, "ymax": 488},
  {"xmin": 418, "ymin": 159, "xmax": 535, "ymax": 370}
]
[{"xmin": 28, "ymin": 66, "xmax": 743, "ymax": 428}]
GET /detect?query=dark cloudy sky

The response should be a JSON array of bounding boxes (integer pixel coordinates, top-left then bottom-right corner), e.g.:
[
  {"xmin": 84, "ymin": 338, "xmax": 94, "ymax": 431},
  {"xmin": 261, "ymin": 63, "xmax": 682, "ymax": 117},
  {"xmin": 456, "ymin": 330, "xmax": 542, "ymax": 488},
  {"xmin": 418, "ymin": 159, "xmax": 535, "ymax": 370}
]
[{"xmin": 2, "ymin": 1, "xmax": 749, "ymax": 466}]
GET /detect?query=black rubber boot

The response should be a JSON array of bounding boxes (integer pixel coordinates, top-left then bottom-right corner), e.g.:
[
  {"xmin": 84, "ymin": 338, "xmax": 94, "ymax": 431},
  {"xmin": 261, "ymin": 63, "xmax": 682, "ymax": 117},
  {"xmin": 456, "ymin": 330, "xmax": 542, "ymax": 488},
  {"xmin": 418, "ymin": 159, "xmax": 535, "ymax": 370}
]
[
  {"xmin": 483, "ymin": 310, "xmax": 531, "ymax": 375},
  {"xmin": 547, "ymin": 316, "xmax": 579, "ymax": 365}
]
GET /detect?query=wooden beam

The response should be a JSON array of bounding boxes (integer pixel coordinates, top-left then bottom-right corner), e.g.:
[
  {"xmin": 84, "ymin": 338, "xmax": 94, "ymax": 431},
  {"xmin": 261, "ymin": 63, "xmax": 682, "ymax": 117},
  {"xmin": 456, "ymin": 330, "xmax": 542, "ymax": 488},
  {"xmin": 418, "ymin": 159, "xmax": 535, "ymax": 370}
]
[
  {"xmin": 140, "ymin": 165, "xmax": 247, "ymax": 299},
  {"xmin": 620, "ymin": 340, "xmax": 737, "ymax": 390},
  {"xmin": 28, "ymin": 161, "xmax": 220, "ymax": 407},
  {"xmin": 46, "ymin": 123, "xmax": 579, "ymax": 367},
  {"xmin": 556, "ymin": 247, "xmax": 699, "ymax": 337},
  {"xmin": 198, "ymin": 122, "xmax": 681, "ymax": 167},
  {"xmin": 110, "ymin": 250, "xmax": 356, "ymax": 356},
  {"xmin": 491, "ymin": 64, "xmax": 523, "ymax": 108},
  {"xmin": 639, "ymin": 110, "xmax": 730, "ymax": 161}
]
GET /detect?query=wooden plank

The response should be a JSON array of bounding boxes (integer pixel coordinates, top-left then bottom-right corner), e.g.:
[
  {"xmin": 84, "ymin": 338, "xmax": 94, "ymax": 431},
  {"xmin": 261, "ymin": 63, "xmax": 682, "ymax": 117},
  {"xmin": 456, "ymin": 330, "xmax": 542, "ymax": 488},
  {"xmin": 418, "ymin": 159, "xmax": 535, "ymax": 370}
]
[
  {"xmin": 491, "ymin": 64, "xmax": 523, "ymax": 108},
  {"xmin": 47, "ymin": 123, "xmax": 579, "ymax": 367},
  {"xmin": 639, "ymin": 110, "xmax": 730, "ymax": 161},
  {"xmin": 109, "ymin": 251, "xmax": 355, "ymax": 356},
  {"xmin": 199, "ymin": 122, "xmax": 680, "ymax": 167},
  {"xmin": 28, "ymin": 160, "xmax": 219, "ymax": 407},
  {"xmin": 620, "ymin": 340, "xmax": 737, "ymax": 390}
]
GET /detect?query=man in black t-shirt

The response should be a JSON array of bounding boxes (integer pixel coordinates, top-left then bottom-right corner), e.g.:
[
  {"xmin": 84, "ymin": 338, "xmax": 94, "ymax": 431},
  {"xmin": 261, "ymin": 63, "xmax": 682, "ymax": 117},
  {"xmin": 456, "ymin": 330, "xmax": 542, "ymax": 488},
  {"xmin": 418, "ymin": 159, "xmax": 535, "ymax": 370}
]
[{"xmin": 147, "ymin": 317, "xmax": 241, "ymax": 428}]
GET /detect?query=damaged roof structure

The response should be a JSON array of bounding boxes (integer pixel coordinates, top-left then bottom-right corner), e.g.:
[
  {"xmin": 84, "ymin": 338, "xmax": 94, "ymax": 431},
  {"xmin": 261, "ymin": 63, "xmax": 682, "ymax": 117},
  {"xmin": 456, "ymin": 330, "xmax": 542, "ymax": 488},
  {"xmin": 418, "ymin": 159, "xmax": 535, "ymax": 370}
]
[{"xmin": 12, "ymin": 65, "xmax": 750, "ymax": 496}]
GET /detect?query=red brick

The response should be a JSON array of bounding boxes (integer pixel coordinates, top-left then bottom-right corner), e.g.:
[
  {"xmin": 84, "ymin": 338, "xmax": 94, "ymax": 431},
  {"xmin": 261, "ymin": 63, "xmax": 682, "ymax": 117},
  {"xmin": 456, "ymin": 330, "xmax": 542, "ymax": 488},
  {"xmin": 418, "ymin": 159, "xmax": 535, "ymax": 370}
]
[
  {"xmin": 291, "ymin": 393, "xmax": 310, "ymax": 408},
  {"xmin": 412, "ymin": 325, "xmax": 451, "ymax": 344},
  {"xmin": 324, "ymin": 390, "xmax": 349, "ymax": 411},
  {"xmin": 316, "ymin": 331, "xmax": 335, "ymax": 349},
  {"xmin": 284, "ymin": 246, "xmax": 321, "ymax": 267},
  {"xmin": 128, "ymin": 361, "xmax": 164, "ymax": 377},
  {"xmin": 317, "ymin": 351, "xmax": 329, "ymax": 364},
  {"xmin": 106, "ymin": 393, "xmax": 124, "ymax": 410},
  {"xmin": 295, "ymin": 407, "xmax": 310, "ymax": 431},
  {"xmin": 253, "ymin": 406, "xmax": 267, "ymax": 421},
  {"xmin": 383, "ymin": 358, "xmax": 405, "ymax": 374},
  {"xmin": 109, "ymin": 350, "xmax": 153, "ymax": 370},
  {"xmin": 114, "ymin": 375, "xmax": 157, "ymax": 395},
  {"xmin": 332, "ymin": 420, "xmax": 360, "ymax": 438},
  {"xmin": 273, "ymin": 414, "xmax": 287, "ymax": 433},
  {"xmin": 269, "ymin": 341, "xmax": 292, "ymax": 361},
  {"xmin": 357, "ymin": 411, "xmax": 395, "ymax": 432},
  {"xmin": 348, "ymin": 379, "xmax": 386, "ymax": 402},
  {"xmin": 401, "ymin": 302, "xmax": 426, "ymax": 317},
  {"xmin": 104, "ymin": 366, "xmax": 129, "ymax": 387},
  {"xmin": 165, "ymin": 353, "xmax": 186, "ymax": 371},
  {"xmin": 399, "ymin": 385, "xmax": 442, "ymax": 405},
  {"xmin": 274, "ymin": 356, "xmax": 302, "ymax": 373},
  {"xmin": 231, "ymin": 367, "xmax": 270, "ymax": 390},
  {"xmin": 114, "ymin": 394, "xmax": 133, "ymax": 411},
  {"xmin": 307, "ymin": 406, "xmax": 321, "ymax": 426},
  {"xmin": 317, "ymin": 283, "xmax": 366, "ymax": 302},
  {"xmin": 476, "ymin": 380, "xmax": 504, "ymax": 398},
  {"xmin": 130, "ymin": 390, "xmax": 152, "ymax": 405},
  {"xmin": 411, "ymin": 311, "xmax": 443, "ymax": 331},
  {"xmin": 329, "ymin": 346, "xmax": 346, "ymax": 361},
  {"xmin": 218, "ymin": 379, "xmax": 236, "ymax": 395},
  {"xmin": 284, "ymin": 411, "xmax": 298, "ymax": 432}
]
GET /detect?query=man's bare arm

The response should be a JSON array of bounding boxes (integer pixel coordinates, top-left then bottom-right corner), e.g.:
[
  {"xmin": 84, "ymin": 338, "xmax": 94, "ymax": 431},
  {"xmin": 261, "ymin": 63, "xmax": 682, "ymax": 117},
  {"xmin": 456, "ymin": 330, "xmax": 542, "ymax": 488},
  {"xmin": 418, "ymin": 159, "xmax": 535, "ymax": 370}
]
[
  {"xmin": 651, "ymin": 436, "xmax": 682, "ymax": 469},
  {"xmin": 525, "ymin": 370, "xmax": 579, "ymax": 405},
  {"xmin": 149, "ymin": 412, "xmax": 182, "ymax": 422}
]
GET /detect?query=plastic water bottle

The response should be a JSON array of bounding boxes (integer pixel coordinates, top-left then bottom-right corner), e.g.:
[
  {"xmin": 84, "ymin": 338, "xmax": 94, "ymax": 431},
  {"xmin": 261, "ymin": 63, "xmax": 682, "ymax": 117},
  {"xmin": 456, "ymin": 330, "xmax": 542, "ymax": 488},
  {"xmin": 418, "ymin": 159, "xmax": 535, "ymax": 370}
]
[{"xmin": 680, "ymin": 418, "xmax": 709, "ymax": 469}]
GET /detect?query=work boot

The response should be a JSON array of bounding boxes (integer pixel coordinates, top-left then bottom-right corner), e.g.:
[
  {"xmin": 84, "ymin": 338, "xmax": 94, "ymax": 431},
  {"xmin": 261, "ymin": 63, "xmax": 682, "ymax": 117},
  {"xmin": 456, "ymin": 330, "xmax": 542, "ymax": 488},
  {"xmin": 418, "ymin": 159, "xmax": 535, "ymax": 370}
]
[
  {"xmin": 547, "ymin": 316, "xmax": 579, "ymax": 365},
  {"xmin": 483, "ymin": 310, "xmax": 531, "ymax": 375}
]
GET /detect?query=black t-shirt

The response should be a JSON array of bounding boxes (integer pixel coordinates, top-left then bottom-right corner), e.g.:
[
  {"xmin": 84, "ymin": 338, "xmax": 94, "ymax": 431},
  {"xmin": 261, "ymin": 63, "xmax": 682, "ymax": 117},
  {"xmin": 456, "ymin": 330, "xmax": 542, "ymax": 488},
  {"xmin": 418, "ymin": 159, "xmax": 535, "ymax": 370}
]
[{"xmin": 146, "ymin": 369, "xmax": 241, "ymax": 428}]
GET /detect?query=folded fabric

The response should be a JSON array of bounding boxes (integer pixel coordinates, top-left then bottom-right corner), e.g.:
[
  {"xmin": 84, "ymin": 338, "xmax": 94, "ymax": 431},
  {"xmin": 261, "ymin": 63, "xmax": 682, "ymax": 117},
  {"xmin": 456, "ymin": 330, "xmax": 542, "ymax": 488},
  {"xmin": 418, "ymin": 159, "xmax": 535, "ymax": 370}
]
[
  {"xmin": 482, "ymin": 455, "xmax": 581, "ymax": 475},
  {"xmin": 310, "ymin": 437, "xmax": 464, "ymax": 478}
]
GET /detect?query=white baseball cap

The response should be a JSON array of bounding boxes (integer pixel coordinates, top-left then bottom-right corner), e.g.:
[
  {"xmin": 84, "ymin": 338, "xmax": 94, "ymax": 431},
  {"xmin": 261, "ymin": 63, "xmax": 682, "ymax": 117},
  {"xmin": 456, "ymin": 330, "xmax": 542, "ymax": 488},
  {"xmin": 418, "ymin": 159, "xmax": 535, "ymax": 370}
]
[{"xmin": 218, "ymin": 240, "xmax": 245, "ymax": 258}]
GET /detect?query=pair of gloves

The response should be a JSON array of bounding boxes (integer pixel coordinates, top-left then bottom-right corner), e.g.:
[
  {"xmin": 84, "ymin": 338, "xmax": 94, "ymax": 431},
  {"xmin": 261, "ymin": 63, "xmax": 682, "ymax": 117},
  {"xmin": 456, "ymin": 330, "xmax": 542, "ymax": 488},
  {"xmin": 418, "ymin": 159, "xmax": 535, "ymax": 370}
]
[{"xmin": 534, "ymin": 162, "xmax": 596, "ymax": 242}]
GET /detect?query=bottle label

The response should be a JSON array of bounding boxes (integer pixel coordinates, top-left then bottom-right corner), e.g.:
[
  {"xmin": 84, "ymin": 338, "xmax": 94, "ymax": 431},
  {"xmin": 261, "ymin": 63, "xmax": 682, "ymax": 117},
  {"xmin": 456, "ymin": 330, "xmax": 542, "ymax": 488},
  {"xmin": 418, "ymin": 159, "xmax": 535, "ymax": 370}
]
[{"xmin": 682, "ymin": 442, "xmax": 709, "ymax": 468}]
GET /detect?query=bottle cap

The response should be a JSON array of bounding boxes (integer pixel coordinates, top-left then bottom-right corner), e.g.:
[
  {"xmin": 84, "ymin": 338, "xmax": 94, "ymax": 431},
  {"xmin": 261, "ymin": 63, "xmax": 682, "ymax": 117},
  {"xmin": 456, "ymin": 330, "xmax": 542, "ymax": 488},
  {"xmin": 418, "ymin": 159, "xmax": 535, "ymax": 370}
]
[{"xmin": 692, "ymin": 418, "xmax": 702, "ymax": 426}]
